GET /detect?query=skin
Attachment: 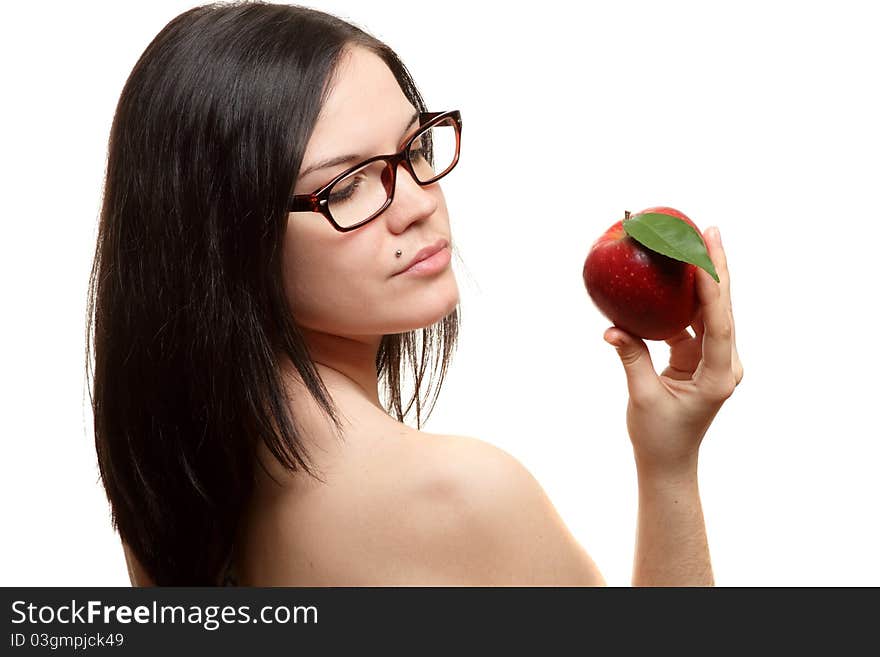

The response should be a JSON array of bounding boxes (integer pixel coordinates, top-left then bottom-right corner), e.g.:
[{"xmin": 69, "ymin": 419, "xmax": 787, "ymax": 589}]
[
  {"xmin": 123, "ymin": 45, "xmax": 743, "ymax": 586},
  {"xmin": 605, "ymin": 225, "xmax": 743, "ymax": 585},
  {"xmin": 282, "ymin": 46, "xmax": 460, "ymax": 411}
]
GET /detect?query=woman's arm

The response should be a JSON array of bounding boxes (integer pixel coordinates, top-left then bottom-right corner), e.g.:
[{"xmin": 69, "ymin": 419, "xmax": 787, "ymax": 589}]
[
  {"xmin": 633, "ymin": 460, "xmax": 712, "ymax": 586},
  {"xmin": 603, "ymin": 225, "xmax": 742, "ymax": 587}
]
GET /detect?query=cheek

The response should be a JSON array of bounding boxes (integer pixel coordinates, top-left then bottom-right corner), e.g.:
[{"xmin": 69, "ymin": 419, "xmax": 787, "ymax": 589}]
[
  {"xmin": 282, "ymin": 237, "xmax": 383, "ymax": 324},
  {"xmin": 282, "ymin": 226, "xmax": 331, "ymax": 316}
]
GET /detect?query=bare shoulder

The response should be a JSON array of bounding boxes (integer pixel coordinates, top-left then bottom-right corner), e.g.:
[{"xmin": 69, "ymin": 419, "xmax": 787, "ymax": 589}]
[
  {"xmin": 428, "ymin": 434, "xmax": 604, "ymax": 584},
  {"xmin": 413, "ymin": 433, "xmax": 545, "ymax": 507},
  {"xmin": 366, "ymin": 432, "xmax": 607, "ymax": 586},
  {"xmin": 238, "ymin": 429, "xmax": 605, "ymax": 586}
]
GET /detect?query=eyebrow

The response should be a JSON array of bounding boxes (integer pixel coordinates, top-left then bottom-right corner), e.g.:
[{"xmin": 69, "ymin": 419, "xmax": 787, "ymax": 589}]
[{"xmin": 298, "ymin": 110, "xmax": 420, "ymax": 179}]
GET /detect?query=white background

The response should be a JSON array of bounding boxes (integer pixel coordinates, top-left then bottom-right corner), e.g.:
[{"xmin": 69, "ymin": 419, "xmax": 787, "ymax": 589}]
[{"xmin": 2, "ymin": 0, "xmax": 877, "ymax": 586}]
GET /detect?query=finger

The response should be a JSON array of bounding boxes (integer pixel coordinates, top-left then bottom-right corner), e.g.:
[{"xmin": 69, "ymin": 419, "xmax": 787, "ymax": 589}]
[
  {"xmin": 729, "ymin": 303, "xmax": 744, "ymax": 386},
  {"xmin": 690, "ymin": 307, "xmax": 705, "ymax": 342},
  {"xmin": 732, "ymin": 349, "xmax": 744, "ymax": 386},
  {"xmin": 729, "ymin": 302, "xmax": 739, "ymax": 367},
  {"xmin": 696, "ymin": 227, "xmax": 732, "ymax": 378},
  {"xmin": 664, "ymin": 328, "xmax": 694, "ymax": 347},
  {"xmin": 720, "ymin": 234, "xmax": 743, "ymax": 385},
  {"xmin": 661, "ymin": 364, "xmax": 696, "ymax": 381},
  {"xmin": 603, "ymin": 327, "xmax": 664, "ymax": 404},
  {"xmin": 723, "ymin": 233, "xmax": 735, "ymax": 343},
  {"xmin": 707, "ymin": 225, "xmax": 731, "ymax": 307}
]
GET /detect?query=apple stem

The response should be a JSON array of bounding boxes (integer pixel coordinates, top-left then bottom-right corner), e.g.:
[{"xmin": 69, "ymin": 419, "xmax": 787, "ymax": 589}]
[{"xmin": 625, "ymin": 210, "xmax": 631, "ymax": 221}]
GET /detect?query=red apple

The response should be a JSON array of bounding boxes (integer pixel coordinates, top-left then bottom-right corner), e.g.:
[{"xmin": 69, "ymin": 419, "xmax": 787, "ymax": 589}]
[{"xmin": 583, "ymin": 206, "xmax": 703, "ymax": 341}]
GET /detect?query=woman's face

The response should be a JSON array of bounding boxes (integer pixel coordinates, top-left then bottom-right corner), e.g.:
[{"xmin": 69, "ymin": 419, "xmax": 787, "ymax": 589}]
[{"xmin": 284, "ymin": 46, "xmax": 459, "ymax": 337}]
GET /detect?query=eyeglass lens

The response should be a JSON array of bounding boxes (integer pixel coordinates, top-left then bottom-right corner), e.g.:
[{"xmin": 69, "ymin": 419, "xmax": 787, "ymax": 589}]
[{"xmin": 327, "ymin": 117, "xmax": 459, "ymax": 228}]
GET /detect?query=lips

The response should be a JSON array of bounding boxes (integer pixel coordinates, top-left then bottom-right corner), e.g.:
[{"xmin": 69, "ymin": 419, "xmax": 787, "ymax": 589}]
[{"xmin": 394, "ymin": 239, "xmax": 449, "ymax": 275}]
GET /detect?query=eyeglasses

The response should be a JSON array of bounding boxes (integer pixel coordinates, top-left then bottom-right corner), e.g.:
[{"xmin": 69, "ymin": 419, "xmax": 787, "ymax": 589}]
[{"xmin": 289, "ymin": 110, "xmax": 462, "ymax": 232}]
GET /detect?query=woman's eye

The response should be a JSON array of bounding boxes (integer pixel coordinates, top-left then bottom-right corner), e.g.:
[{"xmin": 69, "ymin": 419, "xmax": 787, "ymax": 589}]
[{"xmin": 329, "ymin": 176, "xmax": 363, "ymax": 202}]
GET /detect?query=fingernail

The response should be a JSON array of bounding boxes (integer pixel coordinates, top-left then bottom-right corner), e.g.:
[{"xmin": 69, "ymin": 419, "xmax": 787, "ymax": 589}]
[{"xmin": 713, "ymin": 226, "xmax": 723, "ymax": 245}]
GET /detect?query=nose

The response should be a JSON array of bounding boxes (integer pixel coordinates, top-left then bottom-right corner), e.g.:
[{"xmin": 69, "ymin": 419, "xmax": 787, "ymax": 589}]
[{"xmin": 384, "ymin": 160, "xmax": 439, "ymax": 233}]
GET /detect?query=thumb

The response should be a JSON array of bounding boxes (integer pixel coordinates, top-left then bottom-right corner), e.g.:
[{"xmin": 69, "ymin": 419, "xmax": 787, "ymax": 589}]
[{"xmin": 603, "ymin": 327, "xmax": 661, "ymax": 402}]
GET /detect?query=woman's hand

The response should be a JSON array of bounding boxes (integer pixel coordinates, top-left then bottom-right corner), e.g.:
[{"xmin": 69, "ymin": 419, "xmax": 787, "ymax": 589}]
[{"xmin": 602, "ymin": 226, "xmax": 743, "ymax": 474}]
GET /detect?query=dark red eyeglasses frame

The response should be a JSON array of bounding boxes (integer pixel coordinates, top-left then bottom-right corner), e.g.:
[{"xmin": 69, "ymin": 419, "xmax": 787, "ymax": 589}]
[{"xmin": 288, "ymin": 110, "xmax": 462, "ymax": 232}]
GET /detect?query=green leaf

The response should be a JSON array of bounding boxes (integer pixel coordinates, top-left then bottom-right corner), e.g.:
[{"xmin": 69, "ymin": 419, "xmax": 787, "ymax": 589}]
[{"xmin": 622, "ymin": 211, "xmax": 720, "ymax": 283}]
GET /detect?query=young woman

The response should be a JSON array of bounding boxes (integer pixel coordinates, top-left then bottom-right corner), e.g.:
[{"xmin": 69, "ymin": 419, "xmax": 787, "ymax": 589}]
[{"xmin": 88, "ymin": 1, "xmax": 743, "ymax": 586}]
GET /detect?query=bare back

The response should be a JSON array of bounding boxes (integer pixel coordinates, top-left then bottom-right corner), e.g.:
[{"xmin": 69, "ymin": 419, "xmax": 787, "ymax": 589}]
[
  {"xmin": 231, "ymin": 380, "xmax": 604, "ymax": 585},
  {"xmin": 124, "ymin": 374, "xmax": 604, "ymax": 586},
  {"xmin": 233, "ymin": 404, "xmax": 466, "ymax": 585}
]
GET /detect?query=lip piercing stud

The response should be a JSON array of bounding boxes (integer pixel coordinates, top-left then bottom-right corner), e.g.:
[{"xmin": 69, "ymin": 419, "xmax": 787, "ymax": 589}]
[{"xmin": 395, "ymin": 250, "xmax": 402, "ymax": 258}]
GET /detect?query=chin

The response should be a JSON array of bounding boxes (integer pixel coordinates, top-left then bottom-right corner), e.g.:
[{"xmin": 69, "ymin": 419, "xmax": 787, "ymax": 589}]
[{"xmin": 390, "ymin": 281, "xmax": 460, "ymax": 332}]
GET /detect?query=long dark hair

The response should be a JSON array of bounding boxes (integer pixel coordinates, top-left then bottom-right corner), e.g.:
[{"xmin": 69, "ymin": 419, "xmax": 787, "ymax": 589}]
[{"xmin": 86, "ymin": 1, "xmax": 460, "ymax": 586}]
